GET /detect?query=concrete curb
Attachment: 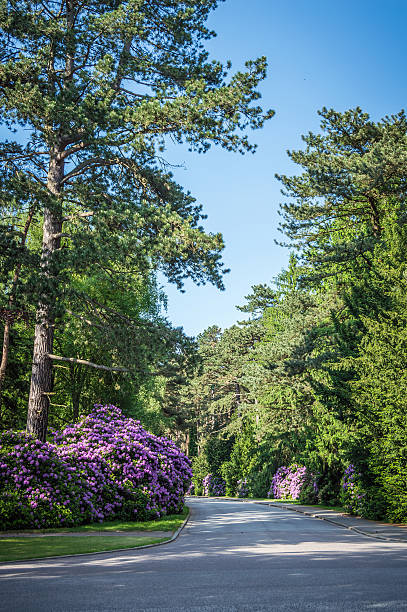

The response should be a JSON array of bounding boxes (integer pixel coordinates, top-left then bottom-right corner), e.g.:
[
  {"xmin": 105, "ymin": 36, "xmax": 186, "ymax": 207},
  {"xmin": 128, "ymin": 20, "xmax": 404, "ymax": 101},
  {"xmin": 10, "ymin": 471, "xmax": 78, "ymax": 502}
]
[
  {"xmin": 0, "ymin": 508, "xmax": 191, "ymax": 565},
  {"xmin": 267, "ymin": 502, "xmax": 407, "ymax": 544}
]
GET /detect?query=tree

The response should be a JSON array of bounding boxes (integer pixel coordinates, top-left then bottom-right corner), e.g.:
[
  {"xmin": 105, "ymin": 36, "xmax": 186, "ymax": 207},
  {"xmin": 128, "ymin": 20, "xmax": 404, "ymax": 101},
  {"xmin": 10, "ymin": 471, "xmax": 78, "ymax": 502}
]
[
  {"xmin": 0, "ymin": 0, "xmax": 272, "ymax": 439},
  {"xmin": 277, "ymin": 107, "xmax": 407, "ymax": 284}
]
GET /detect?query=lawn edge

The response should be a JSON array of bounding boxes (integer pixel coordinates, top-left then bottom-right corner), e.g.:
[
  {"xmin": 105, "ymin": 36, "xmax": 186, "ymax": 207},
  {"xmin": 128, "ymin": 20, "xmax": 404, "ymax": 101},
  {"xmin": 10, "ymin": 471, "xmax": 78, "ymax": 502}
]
[{"xmin": 0, "ymin": 506, "xmax": 190, "ymax": 565}]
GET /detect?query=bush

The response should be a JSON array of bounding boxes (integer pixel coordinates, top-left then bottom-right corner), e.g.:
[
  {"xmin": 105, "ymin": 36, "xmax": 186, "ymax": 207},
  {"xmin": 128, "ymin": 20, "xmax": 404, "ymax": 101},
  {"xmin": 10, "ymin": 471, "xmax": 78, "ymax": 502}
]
[
  {"xmin": 298, "ymin": 482, "xmax": 318, "ymax": 504},
  {"xmin": 191, "ymin": 454, "xmax": 210, "ymax": 496},
  {"xmin": 236, "ymin": 478, "xmax": 249, "ymax": 498},
  {"xmin": 268, "ymin": 464, "xmax": 318, "ymax": 501},
  {"xmin": 202, "ymin": 473, "xmax": 226, "ymax": 496},
  {"xmin": 0, "ymin": 405, "xmax": 191, "ymax": 530},
  {"xmin": 186, "ymin": 482, "xmax": 195, "ymax": 495},
  {"xmin": 340, "ymin": 464, "xmax": 365, "ymax": 515},
  {"xmin": 246, "ymin": 459, "xmax": 277, "ymax": 498}
]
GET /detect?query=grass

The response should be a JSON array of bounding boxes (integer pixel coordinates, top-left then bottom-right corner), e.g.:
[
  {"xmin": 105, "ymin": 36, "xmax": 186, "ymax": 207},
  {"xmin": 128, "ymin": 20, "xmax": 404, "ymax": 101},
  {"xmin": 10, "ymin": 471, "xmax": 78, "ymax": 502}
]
[
  {"xmin": 269, "ymin": 499, "xmax": 346, "ymax": 513},
  {"xmin": 0, "ymin": 506, "xmax": 189, "ymax": 563},
  {"xmin": 3, "ymin": 506, "xmax": 189, "ymax": 535},
  {"xmin": 0, "ymin": 535, "xmax": 168, "ymax": 563}
]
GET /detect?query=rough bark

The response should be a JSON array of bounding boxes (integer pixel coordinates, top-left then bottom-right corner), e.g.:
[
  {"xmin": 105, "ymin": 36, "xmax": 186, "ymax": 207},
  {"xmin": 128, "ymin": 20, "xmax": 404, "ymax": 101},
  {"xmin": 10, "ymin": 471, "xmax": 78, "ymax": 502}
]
[
  {"xmin": 26, "ymin": 2, "xmax": 74, "ymax": 440},
  {"xmin": 26, "ymin": 152, "xmax": 63, "ymax": 440}
]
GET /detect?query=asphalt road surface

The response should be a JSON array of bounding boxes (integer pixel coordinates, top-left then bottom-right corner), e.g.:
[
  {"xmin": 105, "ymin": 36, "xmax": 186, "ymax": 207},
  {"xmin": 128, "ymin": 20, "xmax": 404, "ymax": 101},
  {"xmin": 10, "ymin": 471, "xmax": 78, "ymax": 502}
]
[{"xmin": 1, "ymin": 498, "xmax": 407, "ymax": 612}]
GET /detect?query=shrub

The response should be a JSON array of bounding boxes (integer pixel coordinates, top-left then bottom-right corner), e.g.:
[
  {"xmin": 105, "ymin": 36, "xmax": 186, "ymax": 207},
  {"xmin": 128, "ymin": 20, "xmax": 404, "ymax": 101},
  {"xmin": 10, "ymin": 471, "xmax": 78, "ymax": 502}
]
[
  {"xmin": 316, "ymin": 469, "xmax": 342, "ymax": 506},
  {"xmin": 235, "ymin": 478, "xmax": 249, "ymax": 498},
  {"xmin": 0, "ymin": 405, "xmax": 191, "ymax": 530},
  {"xmin": 191, "ymin": 454, "xmax": 210, "ymax": 496},
  {"xmin": 340, "ymin": 464, "xmax": 366, "ymax": 515},
  {"xmin": 186, "ymin": 482, "xmax": 195, "ymax": 495},
  {"xmin": 268, "ymin": 464, "xmax": 318, "ymax": 501},
  {"xmin": 202, "ymin": 473, "xmax": 226, "ymax": 496}
]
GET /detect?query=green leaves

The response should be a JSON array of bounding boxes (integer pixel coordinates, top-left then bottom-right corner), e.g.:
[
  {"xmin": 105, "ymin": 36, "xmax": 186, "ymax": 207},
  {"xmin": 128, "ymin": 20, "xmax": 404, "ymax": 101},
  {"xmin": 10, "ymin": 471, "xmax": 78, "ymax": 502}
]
[
  {"xmin": 0, "ymin": 0, "xmax": 271, "ymax": 436},
  {"xmin": 277, "ymin": 107, "xmax": 407, "ymax": 284}
]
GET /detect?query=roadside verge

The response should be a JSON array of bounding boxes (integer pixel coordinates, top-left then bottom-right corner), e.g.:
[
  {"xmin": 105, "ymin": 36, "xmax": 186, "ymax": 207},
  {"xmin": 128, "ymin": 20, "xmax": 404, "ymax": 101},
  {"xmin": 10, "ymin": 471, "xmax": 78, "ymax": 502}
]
[{"xmin": 0, "ymin": 507, "xmax": 190, "ymax": 564}]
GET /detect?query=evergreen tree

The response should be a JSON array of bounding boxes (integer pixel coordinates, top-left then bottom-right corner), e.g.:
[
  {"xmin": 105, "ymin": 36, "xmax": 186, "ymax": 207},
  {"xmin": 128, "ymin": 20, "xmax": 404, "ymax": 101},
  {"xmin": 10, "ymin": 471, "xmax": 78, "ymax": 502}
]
[{"xmin": 0, "ymin": 0, "xmax": 272, "ymax": 439}]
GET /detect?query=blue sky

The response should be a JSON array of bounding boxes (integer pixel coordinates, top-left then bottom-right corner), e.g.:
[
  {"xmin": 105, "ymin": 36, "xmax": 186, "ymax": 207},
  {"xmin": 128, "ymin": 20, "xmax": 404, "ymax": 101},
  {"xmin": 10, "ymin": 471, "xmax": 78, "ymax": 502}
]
[{"xmin": 161, "ymin": 0, "xmax": 407, "ymax": 336}]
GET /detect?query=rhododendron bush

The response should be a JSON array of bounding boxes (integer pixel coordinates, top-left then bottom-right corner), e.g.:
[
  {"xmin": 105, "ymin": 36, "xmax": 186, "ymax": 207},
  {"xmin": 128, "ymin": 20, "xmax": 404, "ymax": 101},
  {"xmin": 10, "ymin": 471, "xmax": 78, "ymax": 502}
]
[
  {"xmin": 268, "ymin": 464, "xmax": 318, "ymax": 501},
  {"xmin": 0, "ymin": 405, "xmax": 191, "ymax": 530},
  {"xmin": 202, "ymin": 473, "xmax": 226, "ymax": 496}
]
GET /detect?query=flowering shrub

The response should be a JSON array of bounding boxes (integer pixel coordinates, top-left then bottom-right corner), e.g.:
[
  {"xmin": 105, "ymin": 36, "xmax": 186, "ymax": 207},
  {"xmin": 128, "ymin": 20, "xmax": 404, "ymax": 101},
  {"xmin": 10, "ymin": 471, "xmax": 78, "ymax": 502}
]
[
  {"xmin": 186, "ymin": 482, "xmax": 195, "ymax": 495},
  {"xmin": 341, "ymin": 464, "xmax": 366, "ymax": 515},
  {"xmin": 0, "ymin": 405, "xmax": 192, "ymax": 530},
  {"xmin": 236, "ymin": 478, "xmax": 249, "ymax": 498},
  {"xmin": 268, "ymin": 464, "xmax": 318, "ymax": 501},
  {"xmin": 202, "ymin": 473, "xmax": 226, "ymax": 496}
]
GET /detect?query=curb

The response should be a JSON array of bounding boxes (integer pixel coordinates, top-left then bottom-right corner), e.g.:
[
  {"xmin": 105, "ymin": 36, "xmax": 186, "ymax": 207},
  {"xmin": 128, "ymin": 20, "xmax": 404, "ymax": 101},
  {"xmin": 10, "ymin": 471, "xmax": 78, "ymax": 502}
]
[
  {"xmin": 265, "ymin": 502, "xmax": 407, "ymax": 544},
  {"xmin": 0, "ymin": 508, "xmax": 191, "ymax": 565}
]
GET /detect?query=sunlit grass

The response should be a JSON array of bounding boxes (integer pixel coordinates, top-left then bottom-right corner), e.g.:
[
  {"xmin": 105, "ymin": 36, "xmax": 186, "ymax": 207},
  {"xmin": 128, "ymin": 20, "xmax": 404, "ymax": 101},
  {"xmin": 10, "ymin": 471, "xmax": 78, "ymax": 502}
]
[
  {"xmin": 4, "ymin": 506, "xmax": 189, "ymax": 535},
  {"xmin": 0, "ymin": 535, "xmax": 168, "ymax": 563},
  {"xmin": 269, "ymin": 500, "xmax": 346, "ymax": 512}
]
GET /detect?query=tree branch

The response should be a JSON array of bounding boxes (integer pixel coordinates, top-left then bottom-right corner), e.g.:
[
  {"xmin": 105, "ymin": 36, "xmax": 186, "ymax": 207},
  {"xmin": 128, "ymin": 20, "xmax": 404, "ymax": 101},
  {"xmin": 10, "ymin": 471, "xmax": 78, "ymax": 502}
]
[
  {"xmin": 46, "ymin": 354, "xmax": 130, "ymax": 373},
  {"xmin": 62, "ymin": 211, "xmax": 94, "ymax": 221},
  {"xmin": 61, "ymin": 158, "xmax": 118, "ymax": 184}
]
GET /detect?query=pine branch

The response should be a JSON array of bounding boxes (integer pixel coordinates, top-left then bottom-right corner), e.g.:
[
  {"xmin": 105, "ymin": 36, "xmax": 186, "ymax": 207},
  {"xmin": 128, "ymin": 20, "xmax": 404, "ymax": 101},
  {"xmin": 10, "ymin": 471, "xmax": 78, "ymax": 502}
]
[{"xmin": 46, "ymin": 354, "xmax": 130, "ymax": 373}]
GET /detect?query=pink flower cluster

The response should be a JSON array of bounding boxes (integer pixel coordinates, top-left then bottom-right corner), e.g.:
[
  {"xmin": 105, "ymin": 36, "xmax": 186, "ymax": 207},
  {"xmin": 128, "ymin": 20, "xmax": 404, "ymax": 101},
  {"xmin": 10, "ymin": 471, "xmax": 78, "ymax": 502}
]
[
  {"xmin": 0, "ymin": 405, "xmax": 192, "ymax": 530},
  {"xmin": 268, "ymin": 464, "xmax": 317, "ymax": 500},
  {"xmin": 202, "ymin": 473, "xmax": 226, "ymax": 496},
  {"xmin": 341, "ymin": 464, "xmax": 365, "ymax": 514}
]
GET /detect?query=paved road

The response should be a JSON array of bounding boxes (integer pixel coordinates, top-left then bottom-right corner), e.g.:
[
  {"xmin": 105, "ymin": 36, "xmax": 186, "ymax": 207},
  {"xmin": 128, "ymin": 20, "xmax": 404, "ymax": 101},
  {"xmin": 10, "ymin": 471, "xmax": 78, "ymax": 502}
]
[{"xmin": 1, "ymin": 498, "xmax": 407, "ymax": 611}]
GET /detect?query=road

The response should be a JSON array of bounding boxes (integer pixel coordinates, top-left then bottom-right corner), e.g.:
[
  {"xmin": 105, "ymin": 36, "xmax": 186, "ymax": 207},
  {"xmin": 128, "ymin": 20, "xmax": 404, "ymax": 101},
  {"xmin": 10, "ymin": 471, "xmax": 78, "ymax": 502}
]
[{"xmin": 1, "ymin": 498, "xmax": 407, "ymax": 611}]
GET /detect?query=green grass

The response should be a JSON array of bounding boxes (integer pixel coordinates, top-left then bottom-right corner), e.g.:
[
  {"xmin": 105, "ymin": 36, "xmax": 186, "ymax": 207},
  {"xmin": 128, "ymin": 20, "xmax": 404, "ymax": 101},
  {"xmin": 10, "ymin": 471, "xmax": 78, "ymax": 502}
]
[
  {"xmin": 269, "ymin": 500, "xmax": 346, "ymax": 513},
  {"xmin": 0, "ymin": 507, "xmax": 190, "ymax": 562},
  {"xmin": 4, "ymin": 506, "xmax": 189, "ymax": 535},
  {"xmin": 0, "ymin": 535, "xmax": 168, "ymax": 563}
]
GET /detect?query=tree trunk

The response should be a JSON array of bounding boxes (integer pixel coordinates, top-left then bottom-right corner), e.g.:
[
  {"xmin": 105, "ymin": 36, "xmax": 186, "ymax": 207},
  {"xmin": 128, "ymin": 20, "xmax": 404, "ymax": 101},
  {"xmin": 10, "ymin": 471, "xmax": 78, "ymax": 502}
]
[
  {"xmin": 27, "ymin": 152, "xmax": 63, "ymax": 440},
  {"xmin": 0, "ymin": 319, "xmax": 11, "ymax": 407}
]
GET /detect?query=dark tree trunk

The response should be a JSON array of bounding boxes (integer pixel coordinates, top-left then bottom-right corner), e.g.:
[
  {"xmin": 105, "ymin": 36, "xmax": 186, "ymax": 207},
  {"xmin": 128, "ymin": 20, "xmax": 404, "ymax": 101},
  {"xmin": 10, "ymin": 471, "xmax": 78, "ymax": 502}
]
[
  {"xmin": 27, "ymin": 152, "xmax": 63, "ymax": 440},
  {"xmin": 184, "ymin": 430, "xmax": 190, "ymax": 456},
  {"xmin": 0, "ymin": 319, "xmax": 11, "ymax": 408}
]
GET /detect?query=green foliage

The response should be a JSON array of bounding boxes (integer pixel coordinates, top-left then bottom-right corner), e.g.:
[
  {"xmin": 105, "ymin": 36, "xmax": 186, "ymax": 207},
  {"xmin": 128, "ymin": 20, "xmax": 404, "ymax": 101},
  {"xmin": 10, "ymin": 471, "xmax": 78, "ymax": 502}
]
[
  {"xmin": 191, "ymin": 454, "xmax": 210, "ymax": 496},
  {"xmin": 185, "ymin": 107, "xmax": 407, "ymax": 523},
  {"xmin": 0, "ymin": 0, "xmax": 272, "ymax": 438},
  {"xmin": 221, "ymin": 422, "xmax": 258, "ymax": 496}
]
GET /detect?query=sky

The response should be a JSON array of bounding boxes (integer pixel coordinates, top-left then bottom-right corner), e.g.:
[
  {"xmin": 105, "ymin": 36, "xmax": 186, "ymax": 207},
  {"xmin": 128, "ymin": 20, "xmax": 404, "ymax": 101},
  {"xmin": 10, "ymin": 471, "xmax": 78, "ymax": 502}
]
[{"xmin": 160, "ymin": 0, "xmax": 407, "ymax": 337}]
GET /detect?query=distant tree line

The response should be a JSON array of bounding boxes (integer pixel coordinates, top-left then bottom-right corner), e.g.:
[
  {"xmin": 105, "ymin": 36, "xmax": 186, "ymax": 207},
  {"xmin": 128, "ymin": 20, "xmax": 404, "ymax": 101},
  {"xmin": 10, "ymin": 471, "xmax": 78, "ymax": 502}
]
[{"xmin": 182, "ymin": 108, "xmax": 407, "ymax": 523}]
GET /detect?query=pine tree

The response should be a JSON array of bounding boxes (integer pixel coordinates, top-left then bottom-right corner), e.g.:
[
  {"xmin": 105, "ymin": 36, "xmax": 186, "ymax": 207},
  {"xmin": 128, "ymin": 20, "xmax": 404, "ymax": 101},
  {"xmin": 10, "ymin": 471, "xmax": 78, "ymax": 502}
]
[{"xmin": 0, "ymin": 0, "xmax": 272, "ymax": 439}]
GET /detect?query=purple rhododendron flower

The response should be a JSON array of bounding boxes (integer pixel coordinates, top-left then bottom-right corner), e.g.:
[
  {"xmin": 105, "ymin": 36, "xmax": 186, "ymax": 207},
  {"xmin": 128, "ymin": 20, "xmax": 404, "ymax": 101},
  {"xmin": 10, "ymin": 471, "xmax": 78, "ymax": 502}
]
[
  {"xmin": 0, "ymin": 405, "xmax": 192, "ymax": 530},
  {"xmin": 268, "ymin": 464, "xmax": 317, "ymax": 500},
  {"xmin": 236, "ymin": 478, "xmax": 249, "ymax": 498},
  {"xmin": 202, "ymin": 473, "xmax": 226, "ymax": 497},
  {"xmin": 341, "ymin": 464, "xmax": 365, "ymax": 514}
]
